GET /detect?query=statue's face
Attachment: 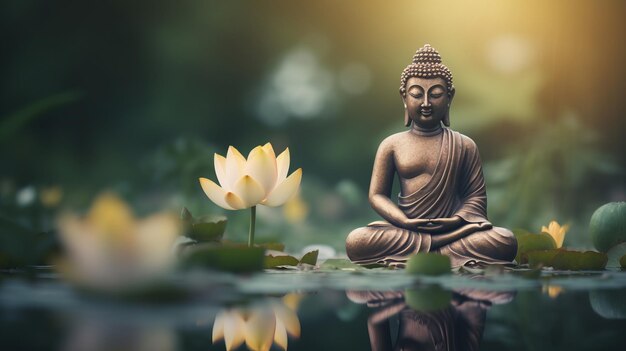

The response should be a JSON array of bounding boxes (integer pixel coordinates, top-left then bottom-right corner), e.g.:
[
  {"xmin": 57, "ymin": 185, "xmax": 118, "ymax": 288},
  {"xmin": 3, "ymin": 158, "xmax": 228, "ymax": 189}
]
[{"xmin": 403, "ymin": 77, "xmax": 453, "ymax": 128}]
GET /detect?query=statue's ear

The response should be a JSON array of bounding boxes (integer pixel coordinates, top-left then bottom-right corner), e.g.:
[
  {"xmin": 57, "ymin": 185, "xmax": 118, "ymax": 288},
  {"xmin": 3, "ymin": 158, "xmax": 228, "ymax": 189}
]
[
  {"xmin": 400, "ymin": 93, "xmax": 411, "ymax": 127},
  {"xmin": 443, "ymin": 87, "xmax": 455, "ymax": 127}
]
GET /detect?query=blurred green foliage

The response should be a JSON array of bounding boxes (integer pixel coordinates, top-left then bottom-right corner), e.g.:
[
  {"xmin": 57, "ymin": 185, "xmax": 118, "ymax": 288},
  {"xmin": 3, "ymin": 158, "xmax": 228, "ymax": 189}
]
[{"xmin": 1, "ymin": 0, "xmax": 624, "ymax": 255}]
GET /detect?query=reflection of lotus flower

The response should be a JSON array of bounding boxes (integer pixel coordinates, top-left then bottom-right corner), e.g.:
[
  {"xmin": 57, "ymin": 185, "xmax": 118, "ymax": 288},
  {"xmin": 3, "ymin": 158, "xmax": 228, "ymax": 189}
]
[
  {"xmin": 212, "ymin": 294, "xmax": 302, "ymax": 351},
  {"xmin": 541, "ymin": 220, "xmax": 569, "ymax": 248},
  {"xmin": 57, "ymin": 193, "xmax": 181, "ymax": 291},
  {"xmin": 199, "ymin": 143, "xmax": 302, "ymax": 246},
  {"xmin": 543, "ymin": 284, "xmax": 563, "ymax": 299}
]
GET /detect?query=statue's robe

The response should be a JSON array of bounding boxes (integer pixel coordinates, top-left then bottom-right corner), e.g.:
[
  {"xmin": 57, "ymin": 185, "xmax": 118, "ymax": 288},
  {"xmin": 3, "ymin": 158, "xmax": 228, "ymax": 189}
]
[{"xmin": 346, "ymin": 128, "xmax": 517, "ymax": 267}]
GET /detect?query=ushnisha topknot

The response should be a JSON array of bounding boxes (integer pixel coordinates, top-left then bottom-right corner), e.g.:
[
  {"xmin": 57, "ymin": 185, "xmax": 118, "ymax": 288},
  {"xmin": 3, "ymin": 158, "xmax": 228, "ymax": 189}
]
[{"xmin": 399, "ymin": 44, "xmax": 454, "ymax": 97}]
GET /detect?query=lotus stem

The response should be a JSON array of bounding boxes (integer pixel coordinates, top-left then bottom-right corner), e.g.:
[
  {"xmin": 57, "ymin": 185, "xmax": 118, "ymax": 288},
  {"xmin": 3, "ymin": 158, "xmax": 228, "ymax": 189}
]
[{"xmin": 248, "ymin": 206, "xmax": 256, "ymax": 247}]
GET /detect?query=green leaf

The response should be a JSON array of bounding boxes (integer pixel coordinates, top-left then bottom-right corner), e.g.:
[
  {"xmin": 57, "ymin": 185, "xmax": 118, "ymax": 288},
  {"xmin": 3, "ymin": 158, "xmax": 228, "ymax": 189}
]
[
  {"xmin": 0, "ymin": 215, "xmax": 40, "ymax": 268},
  {"xmin": 406, "ymin": 253, "xmax": 451, "ymax": 276},
  {"xmin": 551, "ymin": 250, "xmax": 607, "ymax": 271},
  {"xmin": 319, "ymin": 258, "xmax": 365, "ymax": 270},
  {"xmin": 527, "ymin": 250, "xmax": 561, "ymax": 268},
  {"xmin": 527, "ymin": 249, "xmax": 607, "ymax": 270},
  {"xmin": 621, "ymin": 254, "xmax": 626, "ymax": 269},
  {"xmin": 405, "ymin": 286, "xmax": 452, "ymax": 311},
  {"xmin": 188, "ymin": 215, "xmax": 227, "ymax": 243},
  {"xmin": 515, "ymin": 232, "xmax": 556, "ymax": 264},
  {"xmin": 299, "ymin": 250, "xmax": 319, "ymax": 266},
  {"xmin": 180, "ymin": 245, "xmax": 264, "ymax": 273},
  {"xmin": 265, "ymin": 254, "xmax": 300, "ymax": 269}
]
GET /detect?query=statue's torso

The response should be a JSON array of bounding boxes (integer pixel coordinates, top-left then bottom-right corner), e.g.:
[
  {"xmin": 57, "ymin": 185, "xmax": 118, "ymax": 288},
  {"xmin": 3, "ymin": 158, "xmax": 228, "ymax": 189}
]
[{"xmin": 393, "ymin": 131, "xmax": 444, "ymax": 196}]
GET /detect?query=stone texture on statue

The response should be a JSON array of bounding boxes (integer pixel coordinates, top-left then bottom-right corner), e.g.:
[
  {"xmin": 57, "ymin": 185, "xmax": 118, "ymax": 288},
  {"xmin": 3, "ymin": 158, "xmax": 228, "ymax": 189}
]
[{"xmin": 345, "ymin": 44, "xmax": 517, "ymax": 268}]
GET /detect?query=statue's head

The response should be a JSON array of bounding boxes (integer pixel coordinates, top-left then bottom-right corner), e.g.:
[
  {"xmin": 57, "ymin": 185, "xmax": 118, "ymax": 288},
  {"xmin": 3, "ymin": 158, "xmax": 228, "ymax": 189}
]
[{"xmin": 399, "ymin": 44, "xmax": 455, "ymax": 128}]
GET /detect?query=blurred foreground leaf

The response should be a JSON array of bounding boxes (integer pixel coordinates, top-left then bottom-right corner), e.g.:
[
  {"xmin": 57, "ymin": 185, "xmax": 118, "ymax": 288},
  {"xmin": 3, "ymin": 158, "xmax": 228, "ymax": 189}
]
[
  {"xmin": 0, "ymin": 215, "xmax": 58, "ymax": 268},
  {"xmin": 406, "ymin": 253, "xmax": 451, "ymax": 276},
  {"xmin": 405, "ymin": 286, "xmax": 452, "ymax": 311},
  {"xmin": 513, "ymin": 229, "xmax": 556, "ymax": 264},
  {"xmin": 181, "ymin": 245, "xmax": 265, "ymax": 273},
  {"xmin": 621, "ymin": 255, "xmax": 626, "ymax": 269},
  {"xmin": 527, "ymin": 249, "xmax": 607, "ymax": 270}
]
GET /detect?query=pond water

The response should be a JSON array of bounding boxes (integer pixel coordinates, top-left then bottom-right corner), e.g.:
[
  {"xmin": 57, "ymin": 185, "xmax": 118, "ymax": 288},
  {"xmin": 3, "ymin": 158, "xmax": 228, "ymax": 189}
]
[{"xmin": 2, "ymin": 268, "xmax": 626, "ymax": 351}]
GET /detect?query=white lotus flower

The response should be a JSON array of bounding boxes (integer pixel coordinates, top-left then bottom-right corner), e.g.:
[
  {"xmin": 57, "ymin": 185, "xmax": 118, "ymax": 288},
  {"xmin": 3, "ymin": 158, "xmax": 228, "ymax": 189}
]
[{"xmin": 199, "ymin": 143, "xmax": 302, "ymax": 210}]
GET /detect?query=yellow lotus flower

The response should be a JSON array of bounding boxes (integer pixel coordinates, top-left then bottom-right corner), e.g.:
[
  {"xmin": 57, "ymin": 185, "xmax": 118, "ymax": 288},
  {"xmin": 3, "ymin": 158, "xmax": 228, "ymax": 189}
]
[
  {"xmin": 56, "ymin": 193, "xmax": 181, "ymax": 291},
  {"xmin": 212, "ymin": 294, "xmax": 302, "ymax": 351},
  {"xmin": 541, "ymin": 220, "xmax": 569, "ymax": 248},
  {"xmin": 199, "ymin": 143, "xmax": 302, "ymax": 210}
]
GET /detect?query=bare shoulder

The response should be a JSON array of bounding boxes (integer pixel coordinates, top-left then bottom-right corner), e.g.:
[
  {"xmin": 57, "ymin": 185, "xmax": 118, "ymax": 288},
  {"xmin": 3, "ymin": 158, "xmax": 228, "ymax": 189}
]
[{"xmin": 376, "ymin": 131, "xmax": 408, "ymax": 154}]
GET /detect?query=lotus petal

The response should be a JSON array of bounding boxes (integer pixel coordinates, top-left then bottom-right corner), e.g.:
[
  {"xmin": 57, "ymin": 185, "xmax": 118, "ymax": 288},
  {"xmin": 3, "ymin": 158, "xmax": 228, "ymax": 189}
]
[
  {"xmin": 273, "ymin": 317, "xmax": 288, "ymax": 350},
  {"xmin": 244, "ymin": 309, "xmax": 275, "ymax": 351},
  {"xmin": 214, "ymin": 153, "xmax": 229, "ymax": 190},
  {"xmin": 233, "ymin": 175, "xmax": 266, "ymax": 208},
  {"xmin": 225, "ymin": 146, "xmax": 246, "ymax": 189},
  {"xmin": 222, "ymin": 311, "xmax": 246, "ymax": 351},
  {"xmin": 245, "ymin": 146, "xmax": 277, "ymax": 196},
  {"xmin": 212, "ymin": 311, "xmax": 225, "ymax": 342},
  {"xmin": 200, "ymin": 178, "xmax": 234, "ymax": 210},
  {"xmin": 276, "ymin": 148, "xmax": 290, "ymax": 183},
  {"xmin": 262, "ymin": 142, "xmax": 276, "ymax": 160},
  {"xmin": 225, "ymin": 191, "xmax": 247, "ymax": 210},
  {"xmin": 274, "ymin": 304, "xmax": 301, "ymax": 338},
  {"xmin": 263, "ymin": 168, "xmax": 302, "ymax": 207}
]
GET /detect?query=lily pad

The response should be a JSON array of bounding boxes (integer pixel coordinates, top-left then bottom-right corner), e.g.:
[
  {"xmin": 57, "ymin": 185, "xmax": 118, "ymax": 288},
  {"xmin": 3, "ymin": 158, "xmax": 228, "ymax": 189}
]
[
  {"xmin": 319, "ymin": 259, "xmax": 366, "ymax": 271},
  {"xmin": 300, "ymin": 250, "xmax": 319, "ymax": 266},
  {"xmin": 180, "ymin": 208, "xmax": 227, "ymax": 243},
  {"xmin": 405, "ymin": 286, "xmax": 452, "ymax": 311},
  {"xmin": 265, "ymin": 254, "xmax": 300, "ymax": 269},
  {"xmin": 527, "ymin": 249, "xmax": 607, "ymax": 270},
  {"xmin": 180, "ymin": 245, "xmax": 264, "ymax": 273},
  {"xmin": 406, "ymin": 253, "xmax": 451, "ymax": 276},
  {"xmin": 513, "ymin": 230, "xmax": 556, "ymax": 264}
]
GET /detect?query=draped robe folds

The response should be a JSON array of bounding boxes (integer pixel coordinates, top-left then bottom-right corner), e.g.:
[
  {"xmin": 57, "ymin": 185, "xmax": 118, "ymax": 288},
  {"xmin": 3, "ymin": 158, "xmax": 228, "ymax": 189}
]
[{"xmin": 346, "ymin": 128, "xmax": 517, "ymax": 267}]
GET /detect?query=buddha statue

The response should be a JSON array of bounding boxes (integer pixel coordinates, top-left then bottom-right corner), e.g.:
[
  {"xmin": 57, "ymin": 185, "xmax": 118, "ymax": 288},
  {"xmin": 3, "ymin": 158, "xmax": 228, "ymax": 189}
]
[{"xmin": 346, "ymin": 44, "xmax": 517, "ymax": 268}]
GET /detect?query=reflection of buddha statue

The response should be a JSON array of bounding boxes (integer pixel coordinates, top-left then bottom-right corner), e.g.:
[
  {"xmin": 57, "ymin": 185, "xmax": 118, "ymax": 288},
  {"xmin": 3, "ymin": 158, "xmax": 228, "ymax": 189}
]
[
  {"xmin": 346, "ymin": 44, "xmax": 517, "ymax": 267},
  {"xmin": 347, "ymin": 288, "xmax": 515, "ymax": 351}
]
